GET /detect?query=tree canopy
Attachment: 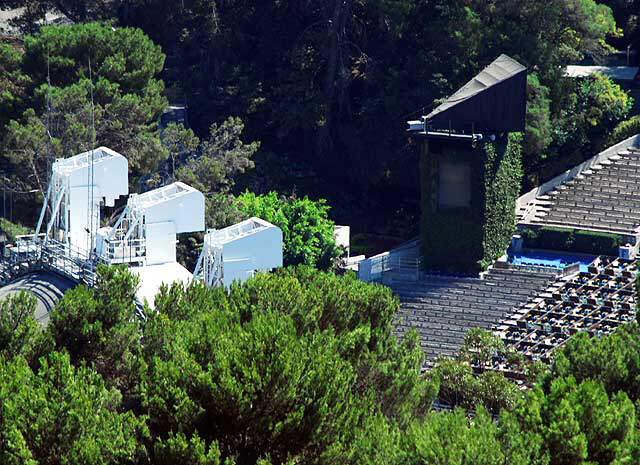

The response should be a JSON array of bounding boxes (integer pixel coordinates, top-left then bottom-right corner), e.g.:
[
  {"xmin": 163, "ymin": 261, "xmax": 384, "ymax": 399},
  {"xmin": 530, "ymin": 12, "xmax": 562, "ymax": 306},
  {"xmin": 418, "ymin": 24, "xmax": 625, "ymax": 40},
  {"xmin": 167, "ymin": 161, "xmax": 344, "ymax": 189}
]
[
  {"xmin": 0, "ymin": 21, "xmax": 166, "ymax": 211},
  {"xmin": 238, "ymin": 191, "xmax": 341, "ymax": 269},
  {"xmin": 0, "ymin": 262, "xmax": 637, "ymax": 464}
]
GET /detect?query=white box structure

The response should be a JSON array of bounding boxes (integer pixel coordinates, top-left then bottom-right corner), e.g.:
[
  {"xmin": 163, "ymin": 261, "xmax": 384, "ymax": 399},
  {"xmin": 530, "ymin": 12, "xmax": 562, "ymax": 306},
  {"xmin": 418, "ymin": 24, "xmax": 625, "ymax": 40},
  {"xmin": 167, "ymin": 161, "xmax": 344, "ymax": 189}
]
[
  {"xmin": 34, "ymin": 147, "xmax": 128, "ymax": 257},
  {"xmin": 96, "ymin": 181, "xmax": 205, "ymax": 308},
  {"xmin": 334, "ymin": 225, "xmax": 350, "ymax": 257},
  {"xmin": 96, "ymin": 181, "xmax": 205, "ymax": 266},
  {"xmin": 194, "ymin": 217, "xmax": 283, "ymax": 287},
  {"xmin": 24, "ymin": 147, "xmax": 212, "ymax": 308}
]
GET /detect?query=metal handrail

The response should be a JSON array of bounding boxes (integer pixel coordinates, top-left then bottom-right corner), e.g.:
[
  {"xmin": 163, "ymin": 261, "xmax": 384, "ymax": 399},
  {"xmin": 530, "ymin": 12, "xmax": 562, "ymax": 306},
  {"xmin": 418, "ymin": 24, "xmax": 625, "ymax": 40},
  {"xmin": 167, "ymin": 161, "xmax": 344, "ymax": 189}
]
[
  {"xmin": 365, "ymin": 253, "xmax": 422, "ymax": 281},
  {"xmin": 99, "ymin": 237, "xmax": 146, "ymax": 264}
]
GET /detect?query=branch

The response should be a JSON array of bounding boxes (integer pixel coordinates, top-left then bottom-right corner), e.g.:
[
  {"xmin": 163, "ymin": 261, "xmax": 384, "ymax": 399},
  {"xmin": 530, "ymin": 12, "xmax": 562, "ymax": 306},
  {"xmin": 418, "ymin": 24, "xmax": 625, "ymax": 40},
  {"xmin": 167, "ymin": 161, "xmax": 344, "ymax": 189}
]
[{"xmin": 52, "ymin": 0, "xmax": 80, "ymax": 22}]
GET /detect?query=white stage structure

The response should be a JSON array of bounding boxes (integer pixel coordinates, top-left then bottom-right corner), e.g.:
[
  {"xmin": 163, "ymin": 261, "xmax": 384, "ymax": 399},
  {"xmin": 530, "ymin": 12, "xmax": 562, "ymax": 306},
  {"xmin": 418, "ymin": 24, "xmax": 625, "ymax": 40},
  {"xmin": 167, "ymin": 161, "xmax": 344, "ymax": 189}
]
[
  {"xmin": 34, "ymin": 147, "xmax": 128, "ymax": 258},
  {"xmin": 12, "ymin": 145, "xmax": 283, "ymax": 307},
  {"xmin": 194, "ymin": 217, "xmax": 283, "ymax": 287},
  {"xmin": 95, "ymin": 181, "xmax": 205, "ymax": 308},
  {"xmin": 96, "ymin": 181, "xmax": 205, "ymax": 266}
]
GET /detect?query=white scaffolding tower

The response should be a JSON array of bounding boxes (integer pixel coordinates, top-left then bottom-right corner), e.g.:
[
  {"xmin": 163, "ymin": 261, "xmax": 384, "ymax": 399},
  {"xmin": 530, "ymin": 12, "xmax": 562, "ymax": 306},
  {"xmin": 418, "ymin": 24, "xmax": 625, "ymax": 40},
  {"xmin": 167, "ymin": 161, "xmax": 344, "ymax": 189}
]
[
  {"xmin": 96, "ymin": 181, "xmax": 205, "ymax": 266},
  {"xmin": 33, "ymin": 147, "xmax": 128, "ymax": 258}
]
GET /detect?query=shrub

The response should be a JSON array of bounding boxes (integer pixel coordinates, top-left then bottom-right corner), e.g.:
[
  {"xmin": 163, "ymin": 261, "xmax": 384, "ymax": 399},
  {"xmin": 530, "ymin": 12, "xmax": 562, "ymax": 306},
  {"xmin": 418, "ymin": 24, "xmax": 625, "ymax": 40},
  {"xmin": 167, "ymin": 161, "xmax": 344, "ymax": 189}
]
[
  {"xmin": 0, "ymin": 218, "xmax": 30, "ymax": 242},
  {"xmin": 609, "ymin": 115, "xmax": 640, "ymax": 146},
  {"xmin": 520, "ymin": 226, "xmax": 621, "ymax": 256},
  {"xmin": 238, "ymin": 191, "xmax": 341, "ymax": 269}
]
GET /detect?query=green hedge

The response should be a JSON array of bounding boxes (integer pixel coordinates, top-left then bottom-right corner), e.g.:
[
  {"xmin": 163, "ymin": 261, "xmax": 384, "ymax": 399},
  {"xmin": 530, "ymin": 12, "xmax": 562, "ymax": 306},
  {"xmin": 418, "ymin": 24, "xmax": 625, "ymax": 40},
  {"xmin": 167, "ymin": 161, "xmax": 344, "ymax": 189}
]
[
  {"xmin": 520, "ymin": 226, "xmax": 621, "ymax": 256},
  {"xmin": 0, "ymin": 218, "xmax": 31, "ymax": 242}
]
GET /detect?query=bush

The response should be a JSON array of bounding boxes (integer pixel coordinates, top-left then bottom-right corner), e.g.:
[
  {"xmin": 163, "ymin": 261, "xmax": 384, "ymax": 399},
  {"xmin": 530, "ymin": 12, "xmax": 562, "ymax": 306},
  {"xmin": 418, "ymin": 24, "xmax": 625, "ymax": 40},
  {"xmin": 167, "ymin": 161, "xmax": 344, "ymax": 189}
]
[
  {"xmin": 520, "ymin": 226, "xmax": 621, "ymax": 256},
  {"xmin": 238, "ymin": 191, "xmax": 342, "ymax": 269},
  {"xmin": 609, "ymin": 115, "xmax": 640, "ymax": 146},
  {"xmin": 537, "ymin": 226, "xmax": 572, "ymax": 251},
  {"xmin": 0, "ymin": 218, "xmax": 30, "ymax": 242},
  {"xmin": 572, "ymin": 229, "xmax": 622, "ymax": 255}
]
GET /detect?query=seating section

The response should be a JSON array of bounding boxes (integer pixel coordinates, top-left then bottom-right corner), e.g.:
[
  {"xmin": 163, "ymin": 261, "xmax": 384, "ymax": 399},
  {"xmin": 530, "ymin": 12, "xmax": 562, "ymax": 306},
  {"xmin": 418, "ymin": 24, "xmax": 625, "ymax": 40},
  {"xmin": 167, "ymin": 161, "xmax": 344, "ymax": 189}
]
[
  {"xmin": 530, "ymin": 148, "xmax": 640, "ymax": 235},
  {"xmin": 489, "ymin": 256, "xmax": 637, "ymax": 377},
  {"xmin": 390, "ymin": 266, "xmax": 558, "ymax": 365}
]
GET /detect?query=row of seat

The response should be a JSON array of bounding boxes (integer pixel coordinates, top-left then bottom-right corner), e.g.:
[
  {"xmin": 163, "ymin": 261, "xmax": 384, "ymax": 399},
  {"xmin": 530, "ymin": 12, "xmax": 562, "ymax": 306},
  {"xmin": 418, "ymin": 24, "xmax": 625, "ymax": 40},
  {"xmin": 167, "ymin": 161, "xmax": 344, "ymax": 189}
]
[
  {"xmin": 391, "ymin": 266, "xmax": 558, "ymax": 365},
  {"xmin": 531, "ymin": 150, "xmax": 640, "ymax": 234},
  {"xmin": 491, "ymin": 255, "xmax": 637, "ymax": 368}
]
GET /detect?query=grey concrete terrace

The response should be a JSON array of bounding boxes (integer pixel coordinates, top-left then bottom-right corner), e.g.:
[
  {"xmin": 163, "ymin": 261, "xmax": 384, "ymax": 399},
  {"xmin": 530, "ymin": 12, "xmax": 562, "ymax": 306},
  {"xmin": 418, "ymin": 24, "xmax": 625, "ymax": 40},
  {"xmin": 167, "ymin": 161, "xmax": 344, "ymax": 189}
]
[
  {"xmin": 519, "ymin": 136, "xmax": 640, "ymax": 239},
  {"xmin": 388, "ymin": 266, "xmax": 558, "ymax": 366}
]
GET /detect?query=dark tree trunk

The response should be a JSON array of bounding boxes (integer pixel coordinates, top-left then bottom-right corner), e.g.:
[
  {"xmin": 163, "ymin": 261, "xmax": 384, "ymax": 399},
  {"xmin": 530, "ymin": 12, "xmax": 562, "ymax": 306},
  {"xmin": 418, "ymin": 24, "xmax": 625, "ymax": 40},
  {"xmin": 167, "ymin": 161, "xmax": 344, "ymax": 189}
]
[{"xmin": 316, "ymin": 0, "xmax": 347, "ymax": 159}]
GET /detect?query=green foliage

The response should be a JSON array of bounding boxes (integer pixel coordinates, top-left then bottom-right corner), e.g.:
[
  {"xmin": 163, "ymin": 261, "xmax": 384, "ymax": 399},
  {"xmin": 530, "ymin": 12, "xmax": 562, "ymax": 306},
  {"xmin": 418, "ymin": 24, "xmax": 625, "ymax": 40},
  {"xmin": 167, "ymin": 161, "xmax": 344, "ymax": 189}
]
[
  {"xmin": 144, "ymin": 303, "xmax": 355, "ymax": 464},
  {"xmin": 1, "ymin": 22, "xmax": 167, "ymax": 196},
  {"xmin": 406, "ymin": 407, "xmax": 538, "ymax": 465},
  {"xmin": 175, "ymin": 117, "xmax": 259, "ymax": 195},
  {"xmin": 323, "ymin": 411, "xmax": 407, "ymax": 465},
  {"xmin": 234, "ymin": 267, "xmax": 436, "ymax": 424},
  {"xmin": 510, "ymin": 376, "xmax": 637, "ymax": 465},
  {"xmin": 0, "ymin": 43, "xmax": 29, "ymax": 129},
  {"xmin": 142, "ymin": 267, "xmax": 435, "ymax": 464},
  {"xmin": 550, "ymin": 324, "xmax": 640, "ymax": 403},
  {"xmin": 0, "ymin": 351, "xmax": 147, "ymax": 465},
  {"xmin": 0, "ymin": 217, "xmax": 31, "ymax": 242},
  {"xmin": 524, "ymin": 74, "xmax": 552, "ymax": 166},
  {"xmin": 549, "ymin": 74, "xmax": 632, "ymax": 170},
  {"xmin": 153, "ymin": 432, "xmax": 223, "ymax": 465},
  {"xmin": 162, "ymin": 122, "xmax": 199, "ymax": 183},
  {"xmin": 480, "ymin": 133, "xmax": 524, "ymax": 270},
  {"xmin": 520, "ymin": 226, "xmax": 622, "ymax": 256},
  {"xmin": 0, "ymin": 292, "xmax": 43, "ymax": 362},
  {"xmin": 238, "ymin": 191, "xmax": 341, "ymax": 270},
  {"xmin": 609, "ymin": 115, "xmax": 640, "ymax": 146},
  {"xmin": 573, "ymin": 229, "xmax": 622, "ymax": 255},
  {"xmin": 47, "ymin": 265, "xmax": 143, "ymax": 396},
  {"xmin": 429, "ymin": 329, "xmax": 525, "ymax": 415},
  {"xmin": 577, "ymin": 74, "xmax": 632, "ymax": 129}
]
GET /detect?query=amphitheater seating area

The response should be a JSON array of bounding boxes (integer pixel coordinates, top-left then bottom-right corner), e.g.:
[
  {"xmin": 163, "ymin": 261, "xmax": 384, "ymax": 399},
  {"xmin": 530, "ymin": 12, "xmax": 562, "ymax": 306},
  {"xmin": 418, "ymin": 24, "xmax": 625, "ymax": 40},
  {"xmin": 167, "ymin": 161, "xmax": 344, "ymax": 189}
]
[
  {"xmin": 484, "ymin": 256, "xmax": 638, "ymax": 376},
  {"xmin": 530, "ymin": 147, "xmax": 640, "ymax": 235},
  {"xmin": 391, "ymin": 266, "xmax": 558, "ymax": 365}
]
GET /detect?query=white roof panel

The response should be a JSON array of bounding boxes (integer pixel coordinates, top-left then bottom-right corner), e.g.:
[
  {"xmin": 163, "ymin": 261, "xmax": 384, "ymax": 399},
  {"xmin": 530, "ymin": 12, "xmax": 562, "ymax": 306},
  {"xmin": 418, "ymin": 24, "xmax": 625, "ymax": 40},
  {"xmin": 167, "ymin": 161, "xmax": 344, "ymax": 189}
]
[
  {"xmin": 207, "ymin": 217, "xmax": 276, "ymax": 245},
  {"xmin": 53, "ymin": 147, "xmax": 125, "ymax": 175}
]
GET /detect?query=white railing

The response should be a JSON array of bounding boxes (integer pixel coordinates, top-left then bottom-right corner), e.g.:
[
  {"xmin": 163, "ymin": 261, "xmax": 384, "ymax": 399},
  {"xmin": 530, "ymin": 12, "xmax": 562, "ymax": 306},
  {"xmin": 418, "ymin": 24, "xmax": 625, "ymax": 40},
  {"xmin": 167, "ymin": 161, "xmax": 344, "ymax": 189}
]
[
  {"xmin": 359, "ymin": 252, "xmax": 422, "ymax": 282},
  {"xmin": 99, "ymin": 238, "xmax": 146, "ymax": 265},
  {"xmin": 5, "ymin": 236, "xmax": 97, "ymax": 287}
]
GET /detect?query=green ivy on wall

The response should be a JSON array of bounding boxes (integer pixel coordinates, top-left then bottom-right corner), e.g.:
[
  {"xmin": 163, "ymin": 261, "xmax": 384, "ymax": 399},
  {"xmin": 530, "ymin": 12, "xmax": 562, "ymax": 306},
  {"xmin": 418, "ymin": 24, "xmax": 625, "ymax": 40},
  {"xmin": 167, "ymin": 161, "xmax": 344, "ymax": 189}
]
[
  {"xmin": 420, "ymin": 134, "xmax": 523, "ymax": 272},
  {"xmin": 480, "ymin": 133, "xmax": 524, "ymax": 270}
]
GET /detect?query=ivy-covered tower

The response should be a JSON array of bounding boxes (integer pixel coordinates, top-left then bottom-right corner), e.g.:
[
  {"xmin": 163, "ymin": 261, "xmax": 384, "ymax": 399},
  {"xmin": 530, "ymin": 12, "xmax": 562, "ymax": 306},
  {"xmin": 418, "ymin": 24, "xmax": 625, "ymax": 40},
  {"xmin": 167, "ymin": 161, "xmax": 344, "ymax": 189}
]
[{"xmin": 408, "ymin": 55, "xmax": 527, "ymax": 272}]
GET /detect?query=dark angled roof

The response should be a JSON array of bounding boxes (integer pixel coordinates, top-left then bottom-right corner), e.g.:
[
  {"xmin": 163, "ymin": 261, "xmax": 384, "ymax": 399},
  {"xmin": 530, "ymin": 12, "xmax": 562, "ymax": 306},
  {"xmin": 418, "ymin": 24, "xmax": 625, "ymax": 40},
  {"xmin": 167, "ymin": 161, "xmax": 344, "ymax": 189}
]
[{"xmin": 427, "ymin": 54, "xmax": 527, "ymax": 134}]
